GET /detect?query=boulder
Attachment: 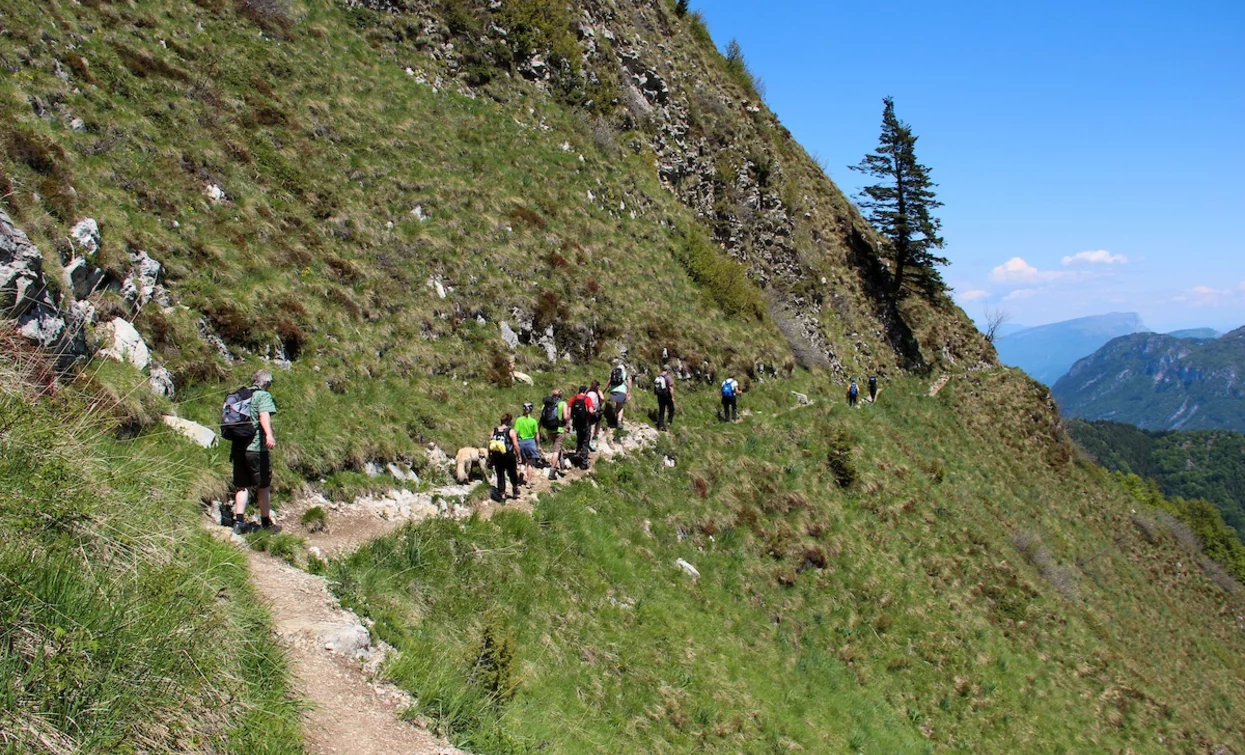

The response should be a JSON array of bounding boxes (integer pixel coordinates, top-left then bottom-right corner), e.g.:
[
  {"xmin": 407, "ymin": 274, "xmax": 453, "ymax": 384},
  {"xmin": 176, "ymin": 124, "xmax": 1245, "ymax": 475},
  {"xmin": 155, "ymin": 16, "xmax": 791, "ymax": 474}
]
[
  {"xmin": 120, "ymin": 249, "xmax": 164, "ymax": 307},
  {"xmin": 64, "ymin": 256, "xmax": 105, "ymax": 300},
  {"xmin": 97, "ymin": 317, "xmax": 150, "ymax": 370},
  {"xmin": 162, "ymin": 416, "xmax": 217, "ymax": 448},
  {"xmin": 387, "ymin": 462, "xmax": 420, "ymax": 483},
  {"xmin": 364, "ymin": 461, "xmax": 384, "ymax": 477},
  {"xmin": 17, "ymin": 305, "xmax": 67, "ymax": 348},
  {"xmin": 500, "ymin": 320, "xmax": 519, "ymax": 349},
  {"xmin": 69, "ymin": 218, "xmax": 100, "ymax": 257},
  {"xmin": 511, "ymin": 370, "xmax": 534, "ymax": 385},
  {"xmin": 1, "ymin": 209, "xmax": 46, "ymax": 318}
]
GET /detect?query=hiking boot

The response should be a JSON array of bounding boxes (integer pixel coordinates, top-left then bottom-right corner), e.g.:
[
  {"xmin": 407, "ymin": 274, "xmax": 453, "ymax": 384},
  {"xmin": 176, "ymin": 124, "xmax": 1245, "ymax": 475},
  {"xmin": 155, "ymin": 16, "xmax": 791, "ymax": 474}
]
[
  {"xmin": 220, "ymin": 508, "xmax": 235, "ymax": 528},
  {"xmin": 233, "ymin": 519, "xmax": 258, "ymax": 535},
  {"xmin": 260, "ymin": 517, "xmax": 281, "ymax": 533}
]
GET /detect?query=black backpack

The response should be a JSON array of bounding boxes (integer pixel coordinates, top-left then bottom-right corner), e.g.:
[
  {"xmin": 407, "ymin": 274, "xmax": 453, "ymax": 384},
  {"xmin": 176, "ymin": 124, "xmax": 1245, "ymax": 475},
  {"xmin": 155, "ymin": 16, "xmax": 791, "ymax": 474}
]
[
  {"xmin": 570, "ymin": 394, "xmax": 590, "ymax": 429},
  {"xmin": 540, "ymin": 397, "xmax": 562, "ymax": 431},
  {"xmin": 609, "ymin": 366, "xmax": 624, "ymax": 390},
  {"xmin": 220, "ymin": 387, "xmax": 257, "ymax": 443}
]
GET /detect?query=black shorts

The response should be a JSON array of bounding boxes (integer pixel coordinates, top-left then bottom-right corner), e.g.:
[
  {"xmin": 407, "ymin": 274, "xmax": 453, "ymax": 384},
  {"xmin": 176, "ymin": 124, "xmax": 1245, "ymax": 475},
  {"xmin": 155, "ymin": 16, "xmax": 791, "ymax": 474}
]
[{"xmin": 231, "ymin": 443, "xmax": 272, "ymax": 489}]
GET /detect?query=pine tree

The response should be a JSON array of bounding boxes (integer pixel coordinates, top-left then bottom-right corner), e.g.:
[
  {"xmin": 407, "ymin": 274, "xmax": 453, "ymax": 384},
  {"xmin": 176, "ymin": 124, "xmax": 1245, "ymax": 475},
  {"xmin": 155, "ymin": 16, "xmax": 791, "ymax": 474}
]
[{"xmin": 850, "ymin": 97, "xmax": 947, "ymax": 296}]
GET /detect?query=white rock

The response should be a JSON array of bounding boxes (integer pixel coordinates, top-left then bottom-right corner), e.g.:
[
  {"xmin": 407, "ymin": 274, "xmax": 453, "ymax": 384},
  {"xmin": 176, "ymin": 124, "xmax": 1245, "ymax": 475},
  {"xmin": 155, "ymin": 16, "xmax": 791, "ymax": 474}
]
[
  {"xmin": 411, "ymin": 204, "xmax": 428, "ymax": 222},
  {"xmin": 435, "ymin": 280, "xmax": 446, "ymax": 299},
  {"xmin": 162, "ymin": 415, "xmax": 217, "ymax": 448},
  {"xmin": 319, "ymin": 622, "xmax": 372, "ymax": 659},
  {"xmin": 387, "ymin": 462, "xmax": 420, "ymax": 483},
  {"xmin": 511, "ymin": 370, "xmax": 533, "ymax": 385},
  {"xmin": 364, "ymin": 462, "xmax": 383, "ymax": 477},
  {"xmin": 69, "ymin": 117, "xmax": 86, "ymax": 132},
  {"xmin": 148, "ymin": 366, "xmax": 175, "ymax": 397},
  {"xmin": 662, "ymin": 455, "xmax": 676, "ymax": 468},
  {"xmin": 70, "ymin": 218, "xmax": 101, "ymax": 257},
  {"xmin": 308, "ymin": 546, "xmax": 325, "ymax": 560},
  {"xmin": 205, "ymin": 183, "xmax": 226, "ymax": 202},
  {"xmin": 97, "ymin": 317, "xmax": 150, "ymax": 370},
  {"xmin": 675, "ymin": 558, "xmax": 700, "ymax": 580},
  {"xmin": 560, "ymin": 141, "xmax": 572, "ymax": 152},
  {"xmin": 404, "ymin": 67, "xmax": 415, "ymax": 76},
  {"xmin": 500, "ymin": 321, "xmax": 519, "ymax": 349}
]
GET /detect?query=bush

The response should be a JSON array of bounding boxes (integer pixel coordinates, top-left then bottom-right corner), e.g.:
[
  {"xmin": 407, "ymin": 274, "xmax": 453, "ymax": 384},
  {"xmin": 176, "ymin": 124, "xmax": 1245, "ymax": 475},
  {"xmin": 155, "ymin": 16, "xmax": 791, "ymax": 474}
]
[
  {"xmin": 674, "ymin": 226, "xmax": 766, "ymax": 321},
  {"xmin": 826, "ymin": 428, "xmax": 857, "ymax": 489},
  {"xmin": 302, "ymin": 505, "xmax": 328, "ymax": 533},
  {"xmin": 236, "ymin": 0, "xmax": 293, "ymax": 34}
]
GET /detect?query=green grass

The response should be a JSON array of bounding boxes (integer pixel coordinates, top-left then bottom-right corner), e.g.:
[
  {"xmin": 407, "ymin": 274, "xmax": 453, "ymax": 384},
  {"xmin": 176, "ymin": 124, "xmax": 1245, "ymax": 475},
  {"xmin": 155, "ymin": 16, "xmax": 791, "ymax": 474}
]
[
  {"xmin": 0, "ymin": 352, "xmax": 303, "ymax": 753},
  {"xmin": 331, "ymin": 370, "xmax": 1245, "ymax": 753}
]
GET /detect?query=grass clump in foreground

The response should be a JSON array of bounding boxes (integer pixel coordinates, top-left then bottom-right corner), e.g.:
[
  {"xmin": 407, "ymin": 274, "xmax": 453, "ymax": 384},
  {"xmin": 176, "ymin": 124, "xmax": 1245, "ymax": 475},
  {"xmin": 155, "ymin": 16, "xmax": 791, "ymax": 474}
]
[
  {"xmin": 332, "ymin": 370, "xmax": 1245, "ymax": 753},
  {"xmin": 0, "ymin": 349, "xmax": 302, "ymax": 753}
]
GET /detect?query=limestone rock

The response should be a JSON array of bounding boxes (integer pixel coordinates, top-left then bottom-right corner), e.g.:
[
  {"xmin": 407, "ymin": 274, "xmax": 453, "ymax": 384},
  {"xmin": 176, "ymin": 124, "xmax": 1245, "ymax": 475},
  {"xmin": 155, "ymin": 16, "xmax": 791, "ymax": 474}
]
[
  {"xmin": 162, "ymin": 415, "xmax": 217, "ymax": 448},
  {"xmin": 17, "ymin": 306, "xmax": 67, "ymax": 348},
  {"xmin": 387, "ymin": 462, "xmax": 420, "ymax": 483},
  {"xmin": 1, "ymin": 210, "xmax": 47, "ymax": 318},
  {"xmin": 97, "ymin": 317, "xmax": 150, "ymax": 370},
  {"xmin": 319, "ymin": 621, "xmax": 372, "ymax": 659},
  {"xmin": 70, "ymin": 218, "xmax": 100, "ymax": 257},
  {"xmin": 205, "ymin": 183, "xmax": 226, "ymax": 202},
  {"xmin": 511, "ymin": 370, "xmax": 533, "ymax": 385},
  {"xmin": 675, "ymin": 558, "xmax": 700, "ymax": 580},
  {"xmin": 65, "ymin": 256, "xmax": 105, "ymax": 300},
  {"xmin": 500, "ymin": 320, "xmax": 519, "ymax": 349},
  {"xmin": 364, "ymin": 461, "xmax": 384, "ymax": 477},
  {"xmin": 149, "ymin": 366, "xmax": 175, "ymax": 397},
  {"xmin": 425, "ymin": 443, "xmax": 452, "ymax": 470}
]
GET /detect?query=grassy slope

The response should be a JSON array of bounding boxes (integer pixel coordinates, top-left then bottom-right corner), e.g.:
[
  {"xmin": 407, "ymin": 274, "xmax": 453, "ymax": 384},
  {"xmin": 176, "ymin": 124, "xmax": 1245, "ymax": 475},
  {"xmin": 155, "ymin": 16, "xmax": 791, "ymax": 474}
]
[
  {"xmin": 334, "ymin": 370, "xmax": 1245, "ymax": 754},
  {"xmin": 0, "ymin": 347, "xmax": 302, "ymax": 753}
]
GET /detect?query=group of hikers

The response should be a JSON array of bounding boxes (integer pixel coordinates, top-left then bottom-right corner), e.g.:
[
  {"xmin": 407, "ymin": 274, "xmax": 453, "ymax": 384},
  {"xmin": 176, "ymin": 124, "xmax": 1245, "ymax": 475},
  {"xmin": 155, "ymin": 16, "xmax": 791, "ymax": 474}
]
[{"xmin": 217, "ymin": 360, "xmax": 880, "ymax": 524}]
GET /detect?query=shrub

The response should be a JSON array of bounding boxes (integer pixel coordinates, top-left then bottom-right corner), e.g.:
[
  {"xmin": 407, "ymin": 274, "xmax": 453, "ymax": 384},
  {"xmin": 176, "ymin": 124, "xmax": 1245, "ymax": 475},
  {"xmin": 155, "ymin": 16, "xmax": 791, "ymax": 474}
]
[
  {"xmin": 470, "ymin": 613, "xmax": 518, "ymax": 706},
  {"xmin": 508, "ymin": 206, "xmax": 546, "ymax": 229},
  {"xmin": 235, "ymin": 0, "xmax": 293, "ymax": 34},
  {"xmin": 826, "ymin": 428, "xmax": 857, "ymax": 489},
  {"xmin": 674, "ymin": 226, "xmax": 766, "ymax": 321},
  {"xmin": 674, "ymin": 0, "xmax": 689, "ymax": 17},
  {"xmin": 485, "ymin": 348, "xmax": 514, "ymax": 388}
]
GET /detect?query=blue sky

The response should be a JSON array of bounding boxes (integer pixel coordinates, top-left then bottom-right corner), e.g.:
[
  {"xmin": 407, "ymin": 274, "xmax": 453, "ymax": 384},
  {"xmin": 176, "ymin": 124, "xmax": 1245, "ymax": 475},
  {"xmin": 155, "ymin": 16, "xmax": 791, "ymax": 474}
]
[{"xmin": 690, "ymin": 1, "xmax": 1245, "ymax": 332}]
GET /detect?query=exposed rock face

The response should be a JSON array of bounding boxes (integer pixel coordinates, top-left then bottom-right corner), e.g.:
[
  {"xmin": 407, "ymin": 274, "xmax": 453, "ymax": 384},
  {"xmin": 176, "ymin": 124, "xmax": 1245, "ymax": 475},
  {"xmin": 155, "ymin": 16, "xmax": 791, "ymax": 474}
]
[
  {"xmin": 342, "ymin": 0, "xmax": 988, "ymax": 374},
  {"xmin": 1, "ymin": 209, "xmax": 87, "ymax": 368},
  {"xmin": 162, "ymin": 415, "xmax": 218, "ymax": 448}
]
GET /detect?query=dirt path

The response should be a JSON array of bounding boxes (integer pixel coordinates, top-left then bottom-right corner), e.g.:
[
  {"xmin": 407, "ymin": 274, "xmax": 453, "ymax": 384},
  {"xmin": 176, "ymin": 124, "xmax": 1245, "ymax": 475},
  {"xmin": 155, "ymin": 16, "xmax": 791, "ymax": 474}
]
[
  {"xmin": 245, "ymin": 552, "xmax": 465, "ymax": 755},
  {"xmin": 928, "ymin": 375, "xmax": 950, "ymax": 397},
  {"xmin": 202, "ymin": 422, "xmax": 660, "ymax": 753}
]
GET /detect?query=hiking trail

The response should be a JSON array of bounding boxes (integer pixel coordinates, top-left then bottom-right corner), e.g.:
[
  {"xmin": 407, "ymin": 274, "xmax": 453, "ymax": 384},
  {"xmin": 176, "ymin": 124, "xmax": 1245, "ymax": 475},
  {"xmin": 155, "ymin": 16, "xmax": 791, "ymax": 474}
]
[{"xmin": 205, "ymin": 422, "xmax": 659, "ymax": 754}]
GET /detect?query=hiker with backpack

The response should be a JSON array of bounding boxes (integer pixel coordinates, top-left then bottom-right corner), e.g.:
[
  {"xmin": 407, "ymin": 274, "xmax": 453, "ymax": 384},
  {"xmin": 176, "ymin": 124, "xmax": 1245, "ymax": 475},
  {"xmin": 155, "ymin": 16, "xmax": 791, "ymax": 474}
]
[
  {"xmin": 606, "ymin": 360, "xmax": 631, "ymax": 430},
  {"xmin": 487, "ymin": 413, "xmax": 522, "ymax": 502},
  {"xmin": 587, "ymin": 379, "xmax": 604, "ymax": 450},
  {"xmin": 720, "ymin": 375, "xmax": 740, "ymax": 422},
  {"xmin": 569, "ymin": 385, "xmax": 595, "ymax": 469},
  {"xmin": 514, "ymin": 402, "xmax": 542, "ymax": 484},
  {"xmin": 868, "ymin": 375, "xmax": 878, "ymax": 403},
  {"xmin": 541, "ymin": 389, "xmax": 569, "ymax": 479},
  {"xmin": 654, "ymin": 365, "xmax": 676, "ymax": 431},
  {"xmin": 847, "ymin": 379, "xmax": 859, "ymax": 407},
  {"xmin": 220, "ymin": 370, "xmax": 278, "ymax": 534}
]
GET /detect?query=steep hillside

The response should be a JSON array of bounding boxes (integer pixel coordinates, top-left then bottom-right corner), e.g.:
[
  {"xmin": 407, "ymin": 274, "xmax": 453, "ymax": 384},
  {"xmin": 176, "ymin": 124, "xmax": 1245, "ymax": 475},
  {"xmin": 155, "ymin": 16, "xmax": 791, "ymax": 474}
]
[
  {"xmin": 994, "ymin": 312, "xmax": 1148, "ymax": 385},
  {"xmin": 3, "ymin": 1, "xmax": 1245, "ymax": 753},
  {"xmin": 1054, "ymin": 328, "xmax": 1245, "ymax": 432},
  {"xmin": 1069, "ymin": 419, "xmax": 1245, "ymax": 539}
]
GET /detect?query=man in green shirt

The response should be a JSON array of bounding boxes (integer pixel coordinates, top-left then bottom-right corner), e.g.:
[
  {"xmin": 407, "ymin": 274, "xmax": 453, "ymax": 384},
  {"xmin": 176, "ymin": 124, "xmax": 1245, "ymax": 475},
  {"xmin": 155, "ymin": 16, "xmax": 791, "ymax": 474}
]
[
  {"xmin": 231, "ymin": 370, "xmax": 278, "ymax": 534},
  {"xmin": 514, "ymin": 402, "xmax": 541, "ymax": 484}
]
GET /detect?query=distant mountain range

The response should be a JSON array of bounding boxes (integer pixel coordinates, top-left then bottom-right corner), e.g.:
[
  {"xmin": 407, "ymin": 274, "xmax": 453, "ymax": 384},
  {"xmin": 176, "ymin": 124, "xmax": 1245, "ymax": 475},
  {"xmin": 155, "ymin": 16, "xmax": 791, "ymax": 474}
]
[
  {"xmin": 1053, "ymin": 327, "xmax": 1245, "ymax": 432},
  {"xmin": 994, "ymin": 312, "xmax": 1149, "ymax": 385},
  {"xmin": 1168, "ymin": 328, "xmax": 1221, "ymax": 340}
]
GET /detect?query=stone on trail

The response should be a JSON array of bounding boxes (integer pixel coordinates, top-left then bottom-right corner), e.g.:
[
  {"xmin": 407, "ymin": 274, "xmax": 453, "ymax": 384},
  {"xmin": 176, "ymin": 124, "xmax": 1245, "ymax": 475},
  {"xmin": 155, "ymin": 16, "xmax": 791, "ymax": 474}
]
[
  {"xmin": 319, "ymin": 621, "xmax": 372, "ymax": 660},
  {"xmin": 162, "ymin": 416, "xmax": 218, "ymax": 448}
]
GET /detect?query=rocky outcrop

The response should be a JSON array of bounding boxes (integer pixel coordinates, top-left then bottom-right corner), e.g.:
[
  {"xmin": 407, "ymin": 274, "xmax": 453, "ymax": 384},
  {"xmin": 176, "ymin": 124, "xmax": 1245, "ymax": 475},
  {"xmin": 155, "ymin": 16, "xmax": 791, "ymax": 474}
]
[{"xmin": 1, "ymin": 209, "xmax": 87, "ymax": 369}]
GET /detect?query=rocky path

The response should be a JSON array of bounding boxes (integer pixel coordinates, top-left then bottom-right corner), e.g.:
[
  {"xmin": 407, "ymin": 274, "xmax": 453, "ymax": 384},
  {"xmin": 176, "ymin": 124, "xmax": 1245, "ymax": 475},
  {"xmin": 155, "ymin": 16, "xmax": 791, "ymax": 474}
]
[{"xmin": 206, "ymin": 422, "xmax": 659, "ymax": 754}]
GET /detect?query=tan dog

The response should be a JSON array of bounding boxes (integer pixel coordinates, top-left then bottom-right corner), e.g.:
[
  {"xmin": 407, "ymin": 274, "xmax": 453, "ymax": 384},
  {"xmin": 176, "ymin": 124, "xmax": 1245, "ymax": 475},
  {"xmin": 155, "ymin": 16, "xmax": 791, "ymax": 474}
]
[{"xmin": 455, "ymin": 447, "xmax": 488, "ymax": 483}]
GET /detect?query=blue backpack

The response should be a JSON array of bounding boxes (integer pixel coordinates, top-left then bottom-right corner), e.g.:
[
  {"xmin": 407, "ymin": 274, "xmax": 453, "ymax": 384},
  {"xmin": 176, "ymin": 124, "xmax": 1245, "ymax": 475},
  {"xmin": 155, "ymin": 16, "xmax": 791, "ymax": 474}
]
[
  {"xmin": 849, "ymin": 383, "xmax": 859, "ymax": 397},
  {"xmin": 721, "ymin": 379, "xmax": 735, "ymax": 398}
]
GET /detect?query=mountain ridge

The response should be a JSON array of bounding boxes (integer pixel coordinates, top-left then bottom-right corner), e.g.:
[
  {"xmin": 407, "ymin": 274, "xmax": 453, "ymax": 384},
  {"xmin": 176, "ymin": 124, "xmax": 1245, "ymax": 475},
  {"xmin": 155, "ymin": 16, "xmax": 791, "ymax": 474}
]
[{"xmin": 994, "ymin": 312, "xmax": 1148, "ymax": 385}]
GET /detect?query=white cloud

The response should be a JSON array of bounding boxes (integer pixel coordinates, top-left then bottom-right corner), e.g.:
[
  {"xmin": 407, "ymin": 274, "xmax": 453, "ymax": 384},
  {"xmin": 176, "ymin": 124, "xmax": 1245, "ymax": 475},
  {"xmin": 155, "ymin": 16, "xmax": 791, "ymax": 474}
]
[
  {"xmin": 989, "ymin": 257, "xmax": 1069, "ymax": 284},
  {"xmin": 1003, "ymin": 288, "xmax": 1040, "ymax": 301},
  {"xmin": 1183, "ymin": 285, "xmax": 1244, "ymax": 307},
  {"xmin": 958, "ymin": 289, "xmax": 989, "ymax": 302},
  {"xmin": 1061, "ymin": 249, "xmax": 1128, "ymax": 266}
]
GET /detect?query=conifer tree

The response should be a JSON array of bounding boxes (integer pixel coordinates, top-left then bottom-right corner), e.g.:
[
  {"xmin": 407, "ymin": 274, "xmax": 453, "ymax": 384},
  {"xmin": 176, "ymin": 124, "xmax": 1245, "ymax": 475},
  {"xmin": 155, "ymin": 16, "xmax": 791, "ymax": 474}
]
[{"xmin": 850, "ymin": 97, "xmax": 947, "ymax": 296}]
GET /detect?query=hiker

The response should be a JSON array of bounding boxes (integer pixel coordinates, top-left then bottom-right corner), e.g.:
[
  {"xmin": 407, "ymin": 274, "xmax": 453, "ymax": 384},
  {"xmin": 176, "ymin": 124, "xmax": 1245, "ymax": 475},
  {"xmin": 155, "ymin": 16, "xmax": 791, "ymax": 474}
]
[
  {"xmin": 570, "ymin": 385, "xmax": 594, "ymax": 469},
  {"xmin": 607, "ymin": 360, "xmax": 631, "ymax": 429},
  {"xmin": 488, "ymin": 413, "xmax": 522, "ymax": 501},
  {"xmin": 720, "ymin": 374, "xmax": 740, "ymax": 422},
  {"xmin": 868, "ymin": 375, "xmax": 878, "ymax": 402},
  {"xmin": 847, "ymin": 379, "xmax": 859, "ymax": 407},
  {"xmin": 587, "ymin": 379, "xmax": 604, "ymax": 450},
  {"xmin": 222, "ymin": 370, "xmax": 278, "ymax": 535},
  {"xmin": 541, "ymin": 389, "xmax": 569, "ymax": 479},
  {"xmin": 514, "ymin": 402, "xmax": 542, "ymax": 484},
  {"xmin": 655, "ymin": 365, "xmax": 676, "ymax": 431}
]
